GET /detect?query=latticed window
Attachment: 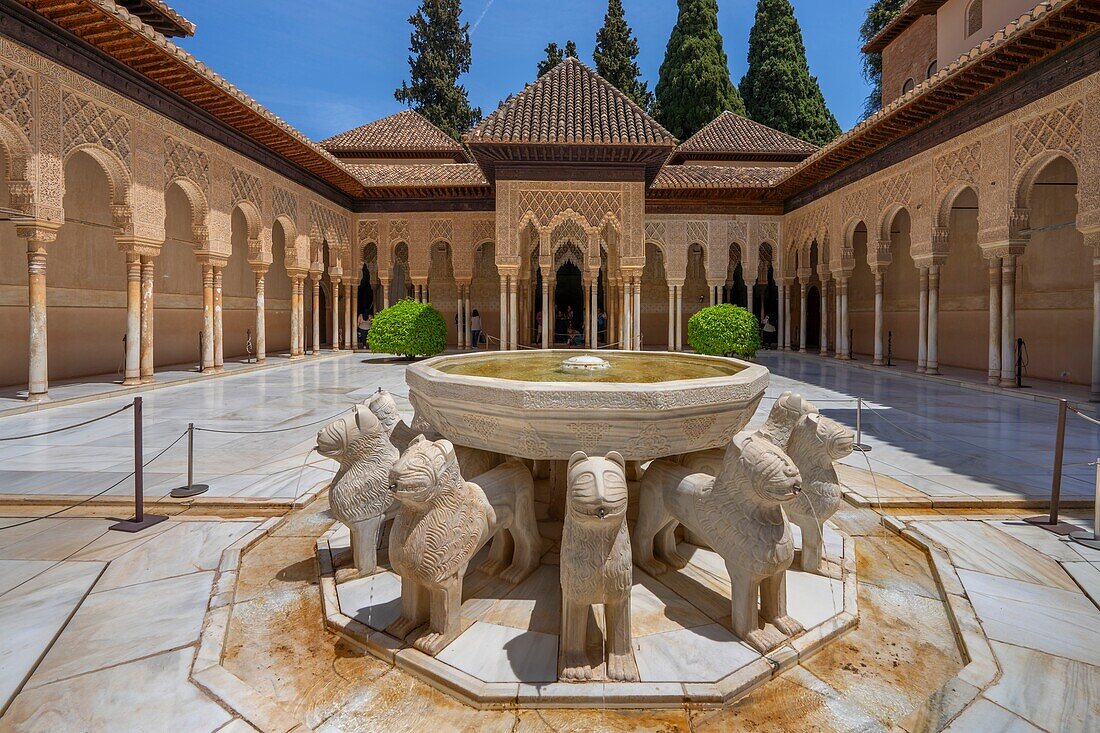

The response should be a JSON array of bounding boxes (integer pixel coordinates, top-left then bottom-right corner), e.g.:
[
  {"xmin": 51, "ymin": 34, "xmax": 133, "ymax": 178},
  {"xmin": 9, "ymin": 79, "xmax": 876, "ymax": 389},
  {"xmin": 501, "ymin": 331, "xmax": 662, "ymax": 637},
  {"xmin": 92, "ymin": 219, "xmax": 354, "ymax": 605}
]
[{"xmin": 966, "ymin": 0, "xmax": 983, "ymax": 37}]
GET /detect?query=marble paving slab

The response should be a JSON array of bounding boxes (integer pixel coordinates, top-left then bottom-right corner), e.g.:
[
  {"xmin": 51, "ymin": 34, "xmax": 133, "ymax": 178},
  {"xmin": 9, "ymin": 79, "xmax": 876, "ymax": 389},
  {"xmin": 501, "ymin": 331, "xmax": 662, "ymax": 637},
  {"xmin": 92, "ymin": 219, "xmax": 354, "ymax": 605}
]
[
  {"xmin": 982, "ymin": 641, "xmax": 1099, "ymax": 733},
  {"xmin": 1062, "ymin": 561, "xmax": 1100, "ymax": 607},
  {"xmin": 436, "ymin": 620, "xmax": 558, "ymax": 683},
  {"xmin": 28, "ymin": 570, "xmax": 214, "ymax": 687},
  {"xmin": 632, "ymin": 623, "xmax": 758, "ymax": 683},
  {"xmin": 0, "ymin": 560, "xmax": 104, "ymax": 712},
  {"xmin": 957, "ymin": 568, "xmax": 1100, "ymax": 666},
  {"xmin": 944, "ymin": 697, "xmax": 1046, "ymax": 732},
  {"xmin": 335, "ymin": 570, "xmax": 402, "ymax": 631},
  {"xmin": 1, "ymin": 648, "xmax": 233, "ymax": 733}
]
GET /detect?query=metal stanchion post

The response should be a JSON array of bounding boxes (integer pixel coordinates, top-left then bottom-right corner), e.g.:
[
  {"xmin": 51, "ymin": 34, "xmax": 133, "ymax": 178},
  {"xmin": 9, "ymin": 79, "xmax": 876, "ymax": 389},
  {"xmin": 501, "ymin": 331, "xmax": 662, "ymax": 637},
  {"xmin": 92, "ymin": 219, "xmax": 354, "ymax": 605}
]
[
  {"xmin": 1026, "ymin": 399, "xmax": 1075, "ymax": 534},
  {"xmin": 110, "ymin": 396, "xmax": 167, "ymax": 532},
  {"xmin": 171, "ymin": 423, "xmax": 209, "ymax": 498},
  {"xmin": 1069, "ymin": 459, "xmax": 1100, "ymax": 550},
  {"xmin": 853, "ymin": 398, "xmax": 872, "ymax": 452}
]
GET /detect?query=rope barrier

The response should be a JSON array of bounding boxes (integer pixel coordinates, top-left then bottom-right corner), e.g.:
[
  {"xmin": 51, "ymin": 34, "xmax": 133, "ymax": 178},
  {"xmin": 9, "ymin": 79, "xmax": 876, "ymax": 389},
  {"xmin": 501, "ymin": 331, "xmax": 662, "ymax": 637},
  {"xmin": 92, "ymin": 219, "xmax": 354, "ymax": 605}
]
[
  {"xmin": 0, "ymin": 427, "xmax": 188, "ymax": 532},
  {"xmin": 0, "ymin": 402, "xmax": 133, "ymax": 441},
  {"xmin": 1069, "ymin": 406, "xmax": 1100, "ymax": 428}
]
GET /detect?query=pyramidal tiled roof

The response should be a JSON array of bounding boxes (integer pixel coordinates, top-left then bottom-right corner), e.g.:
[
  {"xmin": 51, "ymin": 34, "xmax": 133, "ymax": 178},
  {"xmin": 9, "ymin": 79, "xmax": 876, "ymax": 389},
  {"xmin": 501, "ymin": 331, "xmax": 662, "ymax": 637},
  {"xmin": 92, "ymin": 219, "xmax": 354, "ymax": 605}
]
[
  {"xmin": 465, "ymin": 58, "xmax": 676, "ymax": 147},
  {"xmin": 674, "ymin": 112, "xmax": 817, "ymax": 161},
  {"xmin": 319, "ymin": 110, "xmax": 466, "ymax": 159}
]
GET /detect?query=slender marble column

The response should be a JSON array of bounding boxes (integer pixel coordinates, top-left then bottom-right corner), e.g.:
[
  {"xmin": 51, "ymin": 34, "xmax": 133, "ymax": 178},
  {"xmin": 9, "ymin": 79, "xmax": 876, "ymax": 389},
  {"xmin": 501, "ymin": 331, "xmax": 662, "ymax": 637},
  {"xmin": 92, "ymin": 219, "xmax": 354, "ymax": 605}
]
[
  {"xmin": 254, "ymin": 270, "xmax": 266, "ymax": 363},
  {"xmin": 622, "ymin": 279, "xmax": 632, "ymax": 350},
  {"xmin": 1093, "ymin": 257, "xmax": 1100, "ymax": 401},
  {"xmin": 834, "ymin": 284, "xmax": 842, "ymax": 358},
  {"xmin": 840, "ymin": 278, "xmax": 850, "ymax": 359},
  {"xmin": 350, "ymin": 282, "xmax": 359, "ymax": 351},
  {"xmin": 988, "ymin": 257, "xmax": 1002, "ymax": 385},
  {"xmin": 927, "ymin": 265, "xmax": 940, "ymax": 375},
  {"xmin": 123, "ymin": 254, "xmax": 142, "ymax": 385},
  {"xmin": 311, "ymin": 275, "xmax": 321, "ymax": 355},
  {"xmin": 675, "ymin": 285, "xmax": 684, "ymax": 351},
  {"xmin": 819, "ymin": 282, "xmax": 829, "ymax": 356},
  {"xmin": 212, "ymin": 266, "xmax": 224, "ymax": 371},
  {"xmin": 917, "ymin": 267, "xmax": 929, "ymax": 373},
  {"xmin": 667, "ymin": 285, "xmax": 675, "ymax": 350},
  {"xmin": 746, "ymin": 284, "xmax": 754, "ymax": 322},
  {"xmin": 633, "ymin": 279, "xmax": 641, "ymax": 350},
  {"xmin": 798, "ymin": 282, "xmax": 808, "ymax": 353},
  {"xmin": 541, "ymin": 278, "xmax": 550, "ymax": 348},
  {"xmin": 709, "ymin": 286, "xmax": 716, "ymax": 307},
  {"xmin": 873, "ymin": 271, "xmax": 885, "ymax": 366},
  {"xmin": 499, "ymin": 277, "xmax": 508, "ymax": 350},
  {"xmin": 590, "ymin": 278, "xmax": 598, "ymax": 347},
  {"xmin": 331, "ymin": 279, "xmax": 341, "ymax": 352},
  {"xmin": 298, "ymin": 277, "xmax": 307, "ymax": 356},
  {"xmin": 778, "ymin": 283, "xmax": 786, "ymax": 350},
  {"xmin": 289, "ymin": 276, "xmax": 300, "ymax": 359},
  {"xmin": 26, "ymin": 241, "xmax": 49, "ymax": 400},
  {"xmin": 201, "ymin": 263, "xmax": 215, "ymax": 370},
  {"xmin": 456, "ymin": 293, "xmax": 465, "ymax": 349},
  {"xmin": 509, "ymin": 277, "xmax": 518, "ymax": 350},
  {"xmin": 140, "ymin": 256, "xmax": 155, "ymax": 381},
  {"xmin": 344, "ymin": 282, "xmax": 353, "ymax": 350},
  {"xmin": 464, "ymin": 290, "xmax": 472, "ymax": 348},
  {"xmin": 1000, "ymin": 254, "xmax": 1017, "ymax": 386}
]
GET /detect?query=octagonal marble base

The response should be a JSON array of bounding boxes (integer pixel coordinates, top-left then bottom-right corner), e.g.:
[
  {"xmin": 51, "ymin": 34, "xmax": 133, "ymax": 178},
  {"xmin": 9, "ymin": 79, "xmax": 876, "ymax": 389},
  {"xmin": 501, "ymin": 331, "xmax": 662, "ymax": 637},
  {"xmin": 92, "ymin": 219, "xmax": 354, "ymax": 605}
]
[{"xmin": 317, "ymin": 521, "xmax": 858, "ymax": 708}]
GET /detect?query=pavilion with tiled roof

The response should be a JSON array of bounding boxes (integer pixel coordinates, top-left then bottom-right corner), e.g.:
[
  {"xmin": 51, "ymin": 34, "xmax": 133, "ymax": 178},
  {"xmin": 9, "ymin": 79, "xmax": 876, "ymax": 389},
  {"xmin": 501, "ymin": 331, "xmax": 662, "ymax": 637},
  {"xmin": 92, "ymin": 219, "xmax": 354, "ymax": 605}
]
[
  {"xmin": 320, "ymin": 109, "xmax": 469, "ymax": 163},
  {"xmin": 669, "ymin": 111, "xmax": 818, "ymax": 165}
]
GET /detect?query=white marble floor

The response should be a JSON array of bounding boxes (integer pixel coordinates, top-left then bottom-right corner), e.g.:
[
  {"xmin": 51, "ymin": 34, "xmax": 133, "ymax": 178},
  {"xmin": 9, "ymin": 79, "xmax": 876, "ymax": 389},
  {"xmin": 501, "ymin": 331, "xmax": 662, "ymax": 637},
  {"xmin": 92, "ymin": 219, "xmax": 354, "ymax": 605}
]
[
  {"xmin": 756, "ymin": 353, "xmax": 1100, "ymax": 504},
  {"xmin": 1, "ymin": 350, "xmax": 1096, "ymax": 508}
]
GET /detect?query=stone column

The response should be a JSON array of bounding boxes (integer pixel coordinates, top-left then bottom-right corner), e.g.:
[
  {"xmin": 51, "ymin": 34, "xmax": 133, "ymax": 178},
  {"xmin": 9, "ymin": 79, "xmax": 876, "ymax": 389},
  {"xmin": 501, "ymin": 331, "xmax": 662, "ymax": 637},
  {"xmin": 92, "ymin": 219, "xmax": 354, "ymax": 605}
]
[
  {"xmin": 667, "ymin": 285, "xmax": 675, "ymax": 350},
  {"xmin": 123, "ymin": 253, "xmax": 142, "ymax": 386},
  {"xmin": 873, "ymin": 270, "xmax": 885, "ymax": 366},
  {"xmin": 140, "ymin": 256, "xmax": 155, "ymax": 382},
  {"xmin": 24, "ymin": 234, "xmax": 53, "ymax": 401},
  {"xmin": 798, "ymin": 282, "xmax": 808, "ymax": 353},
  {"xmin": 381, "ymin": 278, "xmax": 390, "ymax": 308},
  {"xmin": 777, "ymin": 283, "xmax": 786, "ymax": 350},
  {"xmin": 709, "ymin": 285, "xmax": 716, "ymax": 307},
  {"xmin": 621, "ymin": 280, "xmax": 631, "ymax": 350},
  {"xmin": 819, "ymin": 280, "xmax": 829, "ymax": 356},
  {"xmin": 590, "ymin": 277, "xmax": 598, "ymax": 347},
  {"xmin": 298, "ymin": 277, "xmax": 307, "ymax": 357},
  {"xmin": 1000, "ymin": 254, "xmax": 1017, "ymax": 387},
  {"xmin": 746, "ymin": 283, "xmax": 755, "ymax": 321},
  {"xmin": 1092, "ymin": 256, "xmax": 1100, "ymax": 401},
  {"xmin": 350, "ymin": 282, "xmax": 359, "ymax": 351},
  {"xmin": 331, "ymin": 278, "xmax": 341, "ymax": 352},
  {"xmin": 927, "ymin": 264, "xmax": 940, "ymax": 375},
  {"xmin": 833, "ymin": 283, "xmax": 842, "ymax": 358},
  {"xmin": 675, "ymin": 285, "xmax": 684, "ymax": 351},
  {"xmin": 499, "ymin": 276, "xmax": 508, "ymax": 350},
  {"xmin": 541, "ymin": 277, "xmax": 550, "ymax": 348},
  {"xmin": 633, "ymin": 278, "xmax": 641, "ymax": 351},
  {"xmin": 289, "ymin": 275, "xmax": 300, "ymax": 359},
  {"xmin": 344, "ymin": 281, "xmax": 353, "ymax": 350},
  {"xmin": 254, "ymin": 268, "xmax": 267, "ymax": 364},
  {"xmin": 988, "ymin": 256, "xmax": 1002, "ymax": 385},
  {"xmin": 917, "ymin": 266, "xmax": 929, "ymax": 373},
  {"xmin": 784, "ymin": 283, "xmax": 793, "ymax": 351},
  {"xmin": 464, "ymin": 287, "xmax": 472, "ymax": 348},
  {"xmin": 840, "ymin": 277, "xmax": 851, "ymax": 359},
  {"xmin": 212, "ymin": 266, "xmax": 224, "ymax": 371},
  {"xmin": 201, "ymin": 263, "xmax": 215, "ymax": 371},
  {"xmin": 509, "ymin": 276, "xmax": 518, "ymax": 350},
  {"xmin": 311, "ymin": 274, "xmax": 321, "ymax": 355},
  {"xmin": 456, "ymin": 291, "xmax": 465, "ymax": 349}
]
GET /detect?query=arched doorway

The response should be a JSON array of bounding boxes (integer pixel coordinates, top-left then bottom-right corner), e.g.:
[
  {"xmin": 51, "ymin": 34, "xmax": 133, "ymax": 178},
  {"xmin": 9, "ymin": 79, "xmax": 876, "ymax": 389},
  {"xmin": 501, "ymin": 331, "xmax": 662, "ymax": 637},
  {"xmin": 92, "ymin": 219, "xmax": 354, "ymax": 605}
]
[
  {"xmin": 938, "ymin": 187, "xmax": 983, "ymax": 371},
  {"xmin": 554, "ymin": 260, "xmax": 584, "ymax": 345},
  {"xmin": 806, "ymin": 285, "xmax": 821, "ymax": 351}
]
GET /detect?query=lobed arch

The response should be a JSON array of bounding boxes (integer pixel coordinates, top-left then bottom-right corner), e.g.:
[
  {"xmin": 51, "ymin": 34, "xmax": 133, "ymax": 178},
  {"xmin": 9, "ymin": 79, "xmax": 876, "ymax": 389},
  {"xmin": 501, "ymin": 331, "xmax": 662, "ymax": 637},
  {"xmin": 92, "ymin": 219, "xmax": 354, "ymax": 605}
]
[
  {"xmin": 0, "ymin": 115, "xmax": 33, "ymax": 212},
  {"xmin": 165, "ymin": 176, "xmax": 209, "ymax": 247},
  {"xmin": 64, "ymin": 143, "xmax": 131, "ymax": 217},
  {"xmin": 1013, "ymin": 151, "xmax": 1080, "ymax": 213},
  {"xmin": 272, "ymin": 214, "xmax": 299, "ymax": 267},
  {"xmin": 232, "ymin": 199, "xmax": 262, "ymax": 243},
  {"xmin": 878, "ymin": 204, "xmax": 911, "ymax": 250}
]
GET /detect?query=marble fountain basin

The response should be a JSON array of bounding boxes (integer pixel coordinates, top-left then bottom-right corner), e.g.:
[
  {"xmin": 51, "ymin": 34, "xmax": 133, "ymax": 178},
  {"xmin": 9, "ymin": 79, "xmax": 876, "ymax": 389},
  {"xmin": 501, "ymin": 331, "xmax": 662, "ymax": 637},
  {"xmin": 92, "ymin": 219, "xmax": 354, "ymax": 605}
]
[{"xmin": 405, "ymin": 350, "xmax": 769, "ymax": 461}]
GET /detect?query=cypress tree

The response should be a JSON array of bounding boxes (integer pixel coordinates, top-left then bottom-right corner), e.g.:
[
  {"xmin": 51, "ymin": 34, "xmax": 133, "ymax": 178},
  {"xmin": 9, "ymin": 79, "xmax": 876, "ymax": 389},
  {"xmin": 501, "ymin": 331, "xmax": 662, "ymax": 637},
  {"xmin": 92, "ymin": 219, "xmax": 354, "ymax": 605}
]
[
  {"xmin": 593, "ymin": 0, "xmax": 653, "ymax": 110},
  {"xmin": 860, "ymin": 0, "xmax": 905, "ymax": 119},
  {"xmin": 537, "ymin": 40, "xmax": 578, "ymax": 77},
  {"xmin": 739, "ymin": 0, "xmax": 841, "ymax": 146},
  {"xmin": 394, "ymin": 0, "xmax": 482, "ymax": 140},
  {"xmin": 654, "ymin": 0, "xmax": 745, "ymax": 141}
]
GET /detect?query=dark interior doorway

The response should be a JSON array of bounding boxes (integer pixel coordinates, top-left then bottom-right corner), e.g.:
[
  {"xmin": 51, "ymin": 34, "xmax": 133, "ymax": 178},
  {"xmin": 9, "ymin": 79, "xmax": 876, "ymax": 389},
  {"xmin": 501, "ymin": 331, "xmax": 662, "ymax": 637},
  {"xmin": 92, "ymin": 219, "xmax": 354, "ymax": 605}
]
[
  {"xmin": 553, "ymin": 262, "xmax": 583, "ymax": 345},
  {"xmin": 806, "ymin": 284, "xmax": 821, "ymax": 351}
]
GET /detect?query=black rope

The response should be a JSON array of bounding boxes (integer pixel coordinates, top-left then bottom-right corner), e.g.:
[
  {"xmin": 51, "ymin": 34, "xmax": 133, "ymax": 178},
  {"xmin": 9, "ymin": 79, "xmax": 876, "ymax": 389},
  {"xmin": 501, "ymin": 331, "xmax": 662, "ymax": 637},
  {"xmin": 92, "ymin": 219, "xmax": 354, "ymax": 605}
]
[{"xmin": 0, "ymin": 402, "xmax": 133, "ymax": 442}]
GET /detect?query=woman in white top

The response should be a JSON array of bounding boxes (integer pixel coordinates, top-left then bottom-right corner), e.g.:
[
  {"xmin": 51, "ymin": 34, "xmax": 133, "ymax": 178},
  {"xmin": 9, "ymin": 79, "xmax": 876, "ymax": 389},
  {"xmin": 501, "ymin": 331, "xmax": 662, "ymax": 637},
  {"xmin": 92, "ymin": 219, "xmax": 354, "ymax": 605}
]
[
  {"xmin": 357, "ymin": 313, "xmax": 370, "ymax": 347},
  {"xmin": 470, "ymin": 309, "xmax": 483, "ymax": 349}
]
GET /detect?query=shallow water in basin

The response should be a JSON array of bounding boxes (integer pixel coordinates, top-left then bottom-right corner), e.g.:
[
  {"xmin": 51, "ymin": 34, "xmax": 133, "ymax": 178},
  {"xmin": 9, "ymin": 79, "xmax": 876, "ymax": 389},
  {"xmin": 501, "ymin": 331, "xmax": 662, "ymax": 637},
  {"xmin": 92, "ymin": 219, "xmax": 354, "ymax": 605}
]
[{"xmin": 435, "ymin": 351, "xmax": 744, "ymax": 383}]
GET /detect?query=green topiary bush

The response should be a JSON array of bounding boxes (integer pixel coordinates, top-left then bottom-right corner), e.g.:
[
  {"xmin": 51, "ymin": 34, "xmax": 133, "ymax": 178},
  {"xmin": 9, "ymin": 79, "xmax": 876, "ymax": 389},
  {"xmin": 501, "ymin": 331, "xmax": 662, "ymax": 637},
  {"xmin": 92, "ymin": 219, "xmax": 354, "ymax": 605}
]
[
  {"xmin": 367, "ymin": 298, "xmax": 447, "ymax": 358},
  {"xmin": 687, "ymin": 304, "xmax": 761, "ymax": 358}
]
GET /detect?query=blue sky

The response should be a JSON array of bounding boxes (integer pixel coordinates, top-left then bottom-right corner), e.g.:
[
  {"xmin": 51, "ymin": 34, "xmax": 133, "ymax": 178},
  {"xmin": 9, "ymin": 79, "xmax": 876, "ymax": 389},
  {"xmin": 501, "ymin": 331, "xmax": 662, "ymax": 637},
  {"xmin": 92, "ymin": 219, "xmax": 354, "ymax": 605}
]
[{"xmin": 171, "ymin": 1, "xmax": 874, "ymax": 142}]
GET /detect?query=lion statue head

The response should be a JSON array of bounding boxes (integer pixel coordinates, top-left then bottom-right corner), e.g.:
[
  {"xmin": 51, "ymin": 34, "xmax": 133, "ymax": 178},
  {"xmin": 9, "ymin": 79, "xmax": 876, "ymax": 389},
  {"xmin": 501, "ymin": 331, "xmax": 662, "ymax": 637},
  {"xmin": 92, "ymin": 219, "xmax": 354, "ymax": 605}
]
[
  {"xmin": 717, "ymin": 432, "xmax": 802, "ymax": 506},
  {"xmin": 316, "ymin": 405, "xmax": 383, "ymax": 466},
  {"xmin": 367, "ymin": 389, "xmax": 402, "ymax": 437},
  {"xmin": 788, "ymin": 413, "xmax": 855, "ymax": 464},
  {"xmin": 566, "ymin": 451, "xmax": 629, "ymax": 525},
  {"xmin": 755, "ymin": 392, "xmax": 819, "ymax": 450},
  {"xmin": 390, "ymin": 435, "xmax": 464, "ymax": 508}
]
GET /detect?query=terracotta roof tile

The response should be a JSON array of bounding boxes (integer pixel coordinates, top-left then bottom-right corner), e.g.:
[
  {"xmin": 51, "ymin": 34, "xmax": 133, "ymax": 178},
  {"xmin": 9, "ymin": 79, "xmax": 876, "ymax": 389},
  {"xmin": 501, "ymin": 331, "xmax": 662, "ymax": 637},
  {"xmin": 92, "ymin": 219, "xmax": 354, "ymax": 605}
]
[
  {"xmin": 652, "ymin": 165, "xmax": 787, "ymax": 189},
  {"xmin": 676, "ymin": 111, "xmax": 817, "ymax": 158},
  {"xmin": 465, "ymin": 58, "xmax": 676, "ymax": 146},
  {"xmin": 346, "ymin": 163, "xmax": 488, "ymax": 189},
  {"xmin": 320, "ymin": 110, "xmax": 466, "ymax": 157}
]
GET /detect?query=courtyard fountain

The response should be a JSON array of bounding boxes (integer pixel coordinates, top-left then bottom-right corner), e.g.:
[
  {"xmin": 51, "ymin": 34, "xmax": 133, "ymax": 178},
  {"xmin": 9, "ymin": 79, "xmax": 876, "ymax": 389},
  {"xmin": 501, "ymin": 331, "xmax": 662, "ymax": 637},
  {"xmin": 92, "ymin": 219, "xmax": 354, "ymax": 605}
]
[{"xmin": 316, "ymin": 350, "xmax": 859, "ymax": 707}]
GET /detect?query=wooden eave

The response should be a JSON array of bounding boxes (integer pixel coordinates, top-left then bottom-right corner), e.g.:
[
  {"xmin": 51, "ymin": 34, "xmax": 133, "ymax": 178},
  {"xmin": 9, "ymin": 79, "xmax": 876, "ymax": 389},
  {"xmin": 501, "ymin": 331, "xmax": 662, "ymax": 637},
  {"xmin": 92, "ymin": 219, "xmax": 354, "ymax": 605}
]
[
  {"xmin": 357, "ymin": 184, "xmax": 492, "ymax": 200},
  {"xmin": 779, "ymin": 0, "xmax": 1100, "ymax": 201},
  {"xmin": 330, "ymin": 148, "xmax": 471, "ymax": 164},
  {"xmin": 18, "ymin": 0, "xmax": 366, "ymax": 198},
  {"xmin": 467, "ymin": 142, "xmax": 674, "ymax": 185},
  {"xmin": 668, "ymin": 150, "xmax": 810, "ymax": 165}
]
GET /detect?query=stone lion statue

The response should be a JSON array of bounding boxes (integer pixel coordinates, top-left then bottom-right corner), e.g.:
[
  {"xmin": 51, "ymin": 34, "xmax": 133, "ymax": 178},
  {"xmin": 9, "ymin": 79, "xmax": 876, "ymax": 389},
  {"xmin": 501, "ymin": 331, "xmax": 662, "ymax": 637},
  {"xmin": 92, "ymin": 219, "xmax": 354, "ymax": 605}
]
[
  {"xmin": 368, "ymin": 388, "xmax": 502, "ymax": 477},
  {"xmin": 385, "ymin": 436, "xmax": 540, "ymax": 655},
  {"xmin": 560, "ymin": 451, "xmax": 638, "ymax": 682},
  {"xmin": 316, "ymin": 405, "xmax": 400, "ymax": 576},
  {"xmin": 785, "ymin": 413, "xmax": 854, "ymax": 577},
  {"xmin": 633, "ymin": 432, "xmax": 804, "ymax": 653}
]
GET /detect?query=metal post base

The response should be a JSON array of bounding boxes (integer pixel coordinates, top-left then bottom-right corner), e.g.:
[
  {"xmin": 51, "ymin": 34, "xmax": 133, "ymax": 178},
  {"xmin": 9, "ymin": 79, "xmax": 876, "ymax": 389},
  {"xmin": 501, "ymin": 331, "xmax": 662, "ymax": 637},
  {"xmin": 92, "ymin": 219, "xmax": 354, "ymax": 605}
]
[
  {"xmin": 1023, "ymin": 516, "xmax": 1079, "ymax": 535},
  {"xmin": 1069, "ymin": 530, "xmax": 1100, "ymax": 550},
  {"xmin": 170, "ymin": 483, "xmax": 209, "ymax": 499},
  {"xmin": 109, "ymin": 514, "xmax": 168, "ymax": 533},
  {"xmin": 853, "ymin": 444, "xmax": 872, "ymax": 453}
]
